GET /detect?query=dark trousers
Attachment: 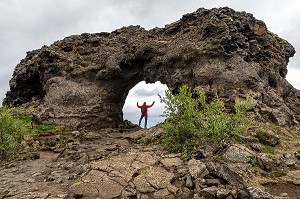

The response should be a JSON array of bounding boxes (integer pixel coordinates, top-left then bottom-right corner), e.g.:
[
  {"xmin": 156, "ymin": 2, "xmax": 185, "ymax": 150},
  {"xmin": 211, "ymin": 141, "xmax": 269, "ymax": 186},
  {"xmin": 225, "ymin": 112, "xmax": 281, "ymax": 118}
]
[{"xmin": 139, "ymin": 114, "xmax": 148, "ymax": 128}]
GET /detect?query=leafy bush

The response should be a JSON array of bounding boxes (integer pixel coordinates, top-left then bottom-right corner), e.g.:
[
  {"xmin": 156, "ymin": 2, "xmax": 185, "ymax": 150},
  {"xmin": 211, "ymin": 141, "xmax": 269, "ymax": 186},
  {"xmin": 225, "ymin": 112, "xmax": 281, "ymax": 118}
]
[
  {"xmin": 0, "ymin": 105, "xmax": 61, "ymax": 160},
  {"xmin": 159, "ymin": 85, "xmax": 255, "ymax": 154},
  {"xmin": 0, "ymin": 106, "xmax": 31, "ymax": 160},
  {"xmin": 158, "ymin": 85, "xmax": 200, "ymax": 153}
]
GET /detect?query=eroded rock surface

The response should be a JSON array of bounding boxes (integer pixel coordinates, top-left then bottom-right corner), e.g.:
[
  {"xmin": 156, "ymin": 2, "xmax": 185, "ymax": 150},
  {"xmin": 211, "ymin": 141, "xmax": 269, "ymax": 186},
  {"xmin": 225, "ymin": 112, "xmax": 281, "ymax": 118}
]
[
  {"xmin": 2, "ymin": 127, "xmax": 300, "ymax": 198},
  {"xmin": 4, "ymin": 7, "xmax": 300, "ymax": 129}
]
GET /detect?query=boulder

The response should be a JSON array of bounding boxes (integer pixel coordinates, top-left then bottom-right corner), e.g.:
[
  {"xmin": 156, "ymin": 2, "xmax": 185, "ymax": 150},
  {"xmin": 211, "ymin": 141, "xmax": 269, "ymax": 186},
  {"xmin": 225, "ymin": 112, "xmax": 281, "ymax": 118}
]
[
  {"xmin": 200, "ymin": 186, "xmax": 218, "ymax": 199},
  {"xmin": 256, "ymin": 130, "xmax": 280, "ymax": 146},
  {"xmin": 217, "ymin": 188, "xmax": 231, "ymax": 198},
  {"xmin": 282, "ymin": 153, "xmax": 299, "ymax": 168},
  {"xmin": 188, "ymin": 158, "xmax": 209, "ymax": 179},
  {"xmin": 256, "ymin": 153, "xmax": 280, "ymax": 172},
  {"xmin": 247, "ymin": 187, "xmax": 274, "ymax": 199},
  {"xmin": 185, "ymin": 174, "xmax": 194, "ymax": 188},
  {"xmin": 280, "ymin": 170, "xmax": 300, "ymax": 185},
  {"xmin": 217, "ymin": 164, "xmax": 245, "ymax": 187},
  {"xmin": 222, "ymin": 144, "xmax": 256, "ymax": 163}
]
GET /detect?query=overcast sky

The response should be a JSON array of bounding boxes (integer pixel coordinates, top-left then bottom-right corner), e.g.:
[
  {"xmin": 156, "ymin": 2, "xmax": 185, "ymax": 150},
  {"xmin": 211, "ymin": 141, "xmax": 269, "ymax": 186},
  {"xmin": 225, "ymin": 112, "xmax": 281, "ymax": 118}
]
[{"xmin": 1, "ymin": 0, "xmax": 300, "ymax": 127}]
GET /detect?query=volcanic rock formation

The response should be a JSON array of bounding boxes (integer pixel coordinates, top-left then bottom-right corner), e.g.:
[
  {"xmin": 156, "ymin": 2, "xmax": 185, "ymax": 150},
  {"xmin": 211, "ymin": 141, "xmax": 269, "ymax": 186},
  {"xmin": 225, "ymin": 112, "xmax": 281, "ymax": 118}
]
[{"xmin": 4, "ymin": 7, "xmax": 300, "ymax": 129}]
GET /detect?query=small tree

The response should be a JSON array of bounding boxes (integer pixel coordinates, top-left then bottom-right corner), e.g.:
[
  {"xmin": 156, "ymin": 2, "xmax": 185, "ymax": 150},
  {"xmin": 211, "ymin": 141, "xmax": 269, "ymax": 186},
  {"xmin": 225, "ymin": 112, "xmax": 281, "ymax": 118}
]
[
  {"xmin": 159, "ymin": 85, "xmax": 255, "ymax": 154},
  {"xmin": 159, "ymin": 85, "xmax": 200, "ymax": 153}
]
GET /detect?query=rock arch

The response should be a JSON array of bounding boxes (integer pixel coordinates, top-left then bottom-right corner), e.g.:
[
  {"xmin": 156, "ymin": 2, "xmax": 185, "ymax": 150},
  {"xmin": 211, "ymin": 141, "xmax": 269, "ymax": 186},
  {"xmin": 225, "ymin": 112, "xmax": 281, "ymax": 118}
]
[{"xmin": 5, "ymin": 7, "xmax": 300, "ymax": 129}]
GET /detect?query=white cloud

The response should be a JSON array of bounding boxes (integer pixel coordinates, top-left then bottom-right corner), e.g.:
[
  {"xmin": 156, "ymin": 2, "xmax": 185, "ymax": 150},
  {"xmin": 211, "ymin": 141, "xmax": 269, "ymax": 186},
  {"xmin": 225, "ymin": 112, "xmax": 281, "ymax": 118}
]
[
  {"xmin": 131, "ymin": 81, "xmax": 168, "ymax": 97},
  {"xmin": 286, "ymin": 68, "xmax": 300, "ymax": 89}
]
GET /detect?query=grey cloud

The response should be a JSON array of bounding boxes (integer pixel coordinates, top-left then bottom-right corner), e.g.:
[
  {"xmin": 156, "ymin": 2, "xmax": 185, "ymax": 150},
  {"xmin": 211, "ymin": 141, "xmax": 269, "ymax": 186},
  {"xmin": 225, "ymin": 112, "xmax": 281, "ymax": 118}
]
[
  {"xmin": 0, "ymin": 67, "xmax": 13, "ymax": 100},
  {"xmin": 288, "ymin": 57, "xmax": 300, "ymax": 70},
  {"xmin": 283, "ymin": 22, "xmax": 300, "ymax": 69},
  {"xmin": 132, "ymin": 87, "xmax": 166, "ymax": 98},
  {"xmin": 0, "ymin": 83, "xmax": 9, "ymax": 101}
]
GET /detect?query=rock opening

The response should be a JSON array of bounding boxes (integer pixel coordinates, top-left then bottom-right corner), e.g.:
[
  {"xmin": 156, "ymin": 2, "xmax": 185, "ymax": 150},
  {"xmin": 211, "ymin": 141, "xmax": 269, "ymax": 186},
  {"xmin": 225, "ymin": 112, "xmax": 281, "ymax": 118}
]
[{"xmin": 123, "ymin": 81, "xmax": 168, "ymax": 128}]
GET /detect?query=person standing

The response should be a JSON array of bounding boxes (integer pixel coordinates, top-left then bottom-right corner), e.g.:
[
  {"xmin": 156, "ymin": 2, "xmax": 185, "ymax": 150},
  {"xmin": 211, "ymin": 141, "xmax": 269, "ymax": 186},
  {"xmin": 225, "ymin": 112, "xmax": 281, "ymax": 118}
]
[{"xmin": 137, "ymin": 101, "xmax": 155, "ymax": 128}]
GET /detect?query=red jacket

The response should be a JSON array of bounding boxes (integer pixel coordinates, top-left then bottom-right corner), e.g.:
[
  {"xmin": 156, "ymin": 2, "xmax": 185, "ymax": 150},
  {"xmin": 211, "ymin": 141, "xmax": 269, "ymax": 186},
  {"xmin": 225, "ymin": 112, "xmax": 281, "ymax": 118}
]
[{"xmin": 137, "ymin": 101, "xmax": 155, "ymax": 116}]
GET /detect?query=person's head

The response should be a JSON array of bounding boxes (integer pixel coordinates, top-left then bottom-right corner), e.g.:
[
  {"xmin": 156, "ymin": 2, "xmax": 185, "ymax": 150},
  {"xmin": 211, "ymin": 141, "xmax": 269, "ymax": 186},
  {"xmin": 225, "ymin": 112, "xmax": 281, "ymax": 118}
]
[{"xmin": 143, "ymin": 102, "xmax": 146, "ymax": 105}]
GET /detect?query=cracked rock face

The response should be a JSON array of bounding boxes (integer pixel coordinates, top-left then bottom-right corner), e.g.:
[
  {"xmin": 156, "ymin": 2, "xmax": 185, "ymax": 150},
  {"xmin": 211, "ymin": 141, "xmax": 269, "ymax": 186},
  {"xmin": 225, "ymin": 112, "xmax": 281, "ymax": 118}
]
[
  {"xmin": 4, "ymin": 7, "xmax": 300, "ymax": 129},
  {"xmin": 72, "ymin": 148, "xmax": 177, "ymax": 198}
]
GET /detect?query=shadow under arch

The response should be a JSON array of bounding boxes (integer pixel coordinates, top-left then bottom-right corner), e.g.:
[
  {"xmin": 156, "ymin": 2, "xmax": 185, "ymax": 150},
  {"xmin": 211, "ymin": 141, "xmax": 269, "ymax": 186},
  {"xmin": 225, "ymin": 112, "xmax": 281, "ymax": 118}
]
[{"xmin": 123, "ymin": 81, "xmax": 168, "ymax": 128}]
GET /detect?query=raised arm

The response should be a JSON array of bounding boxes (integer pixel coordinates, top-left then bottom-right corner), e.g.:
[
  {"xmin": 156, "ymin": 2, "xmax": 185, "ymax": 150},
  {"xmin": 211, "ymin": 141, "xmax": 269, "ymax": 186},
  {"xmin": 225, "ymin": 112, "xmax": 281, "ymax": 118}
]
[{"xmin": 148, "ymin": 101, "xmax": 155, "ymax": 108}]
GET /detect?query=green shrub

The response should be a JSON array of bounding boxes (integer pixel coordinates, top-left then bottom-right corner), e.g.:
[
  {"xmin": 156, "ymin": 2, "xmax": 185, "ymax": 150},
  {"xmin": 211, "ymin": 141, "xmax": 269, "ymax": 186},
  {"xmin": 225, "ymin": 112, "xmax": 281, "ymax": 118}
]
[
  {"xmin": 0, "ymin": 105, "xmax": 61, "ymax": 160},
  {"xmin": 158, "ymin": 85, "xmax": 200, "ymax": 153},
  {"xmin": 159, "ymin": 85, "xmax": 255, "ymax": 155},
  {"xmin": 0, "ymin": 106, "xmax": 31, "ymax": 160}
]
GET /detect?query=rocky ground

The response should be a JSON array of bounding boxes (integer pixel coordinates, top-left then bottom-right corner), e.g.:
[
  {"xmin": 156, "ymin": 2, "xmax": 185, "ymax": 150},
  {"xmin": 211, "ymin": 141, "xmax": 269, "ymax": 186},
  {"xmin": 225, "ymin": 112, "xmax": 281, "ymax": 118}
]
[
  {"xmin": 1, "ymin": 124, "xmax": 300, "ymax": 199},
  {"xmin": 2, "ymin": 6, "xmax": 300, "ymax": 199}
]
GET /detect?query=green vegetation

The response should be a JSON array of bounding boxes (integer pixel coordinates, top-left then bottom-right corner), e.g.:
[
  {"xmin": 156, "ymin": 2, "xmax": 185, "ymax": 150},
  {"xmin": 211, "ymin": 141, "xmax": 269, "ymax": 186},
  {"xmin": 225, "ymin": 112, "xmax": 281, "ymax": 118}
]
[
  {"xmin": 0, "ymin": 105, "xmax": 60, "ymax": 160},
  {"xmin": 256, "ymin": 129, "xmax": 277, "ymax": 154},
  {"xmin": 261, "ymin": 145, "xmax": 275, "ymax": 154},
  {"xmin": 137, "ymin": 166, "xmax": 150, "ymax": 174},
  {"xmin": 159, "ymin": 84, "xmax": 255, "ymax": 155},
  {"xmin": 273, "ymin": 169, "xmax": 287, "ymax": 177},
  {"xmin": 36, "ymin": 124, "xmax": 58, "ymax": 132},
  {"xmin": 0, "ymin": 106, "xmax": 30, "ymax": 160},
  {"xmin": 256, "ymin": 129, "xmax": 269, "ymax": 145},
  {"xmin": 137, "ymin": 136, "xmax": 155, "ymax": 145}
]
